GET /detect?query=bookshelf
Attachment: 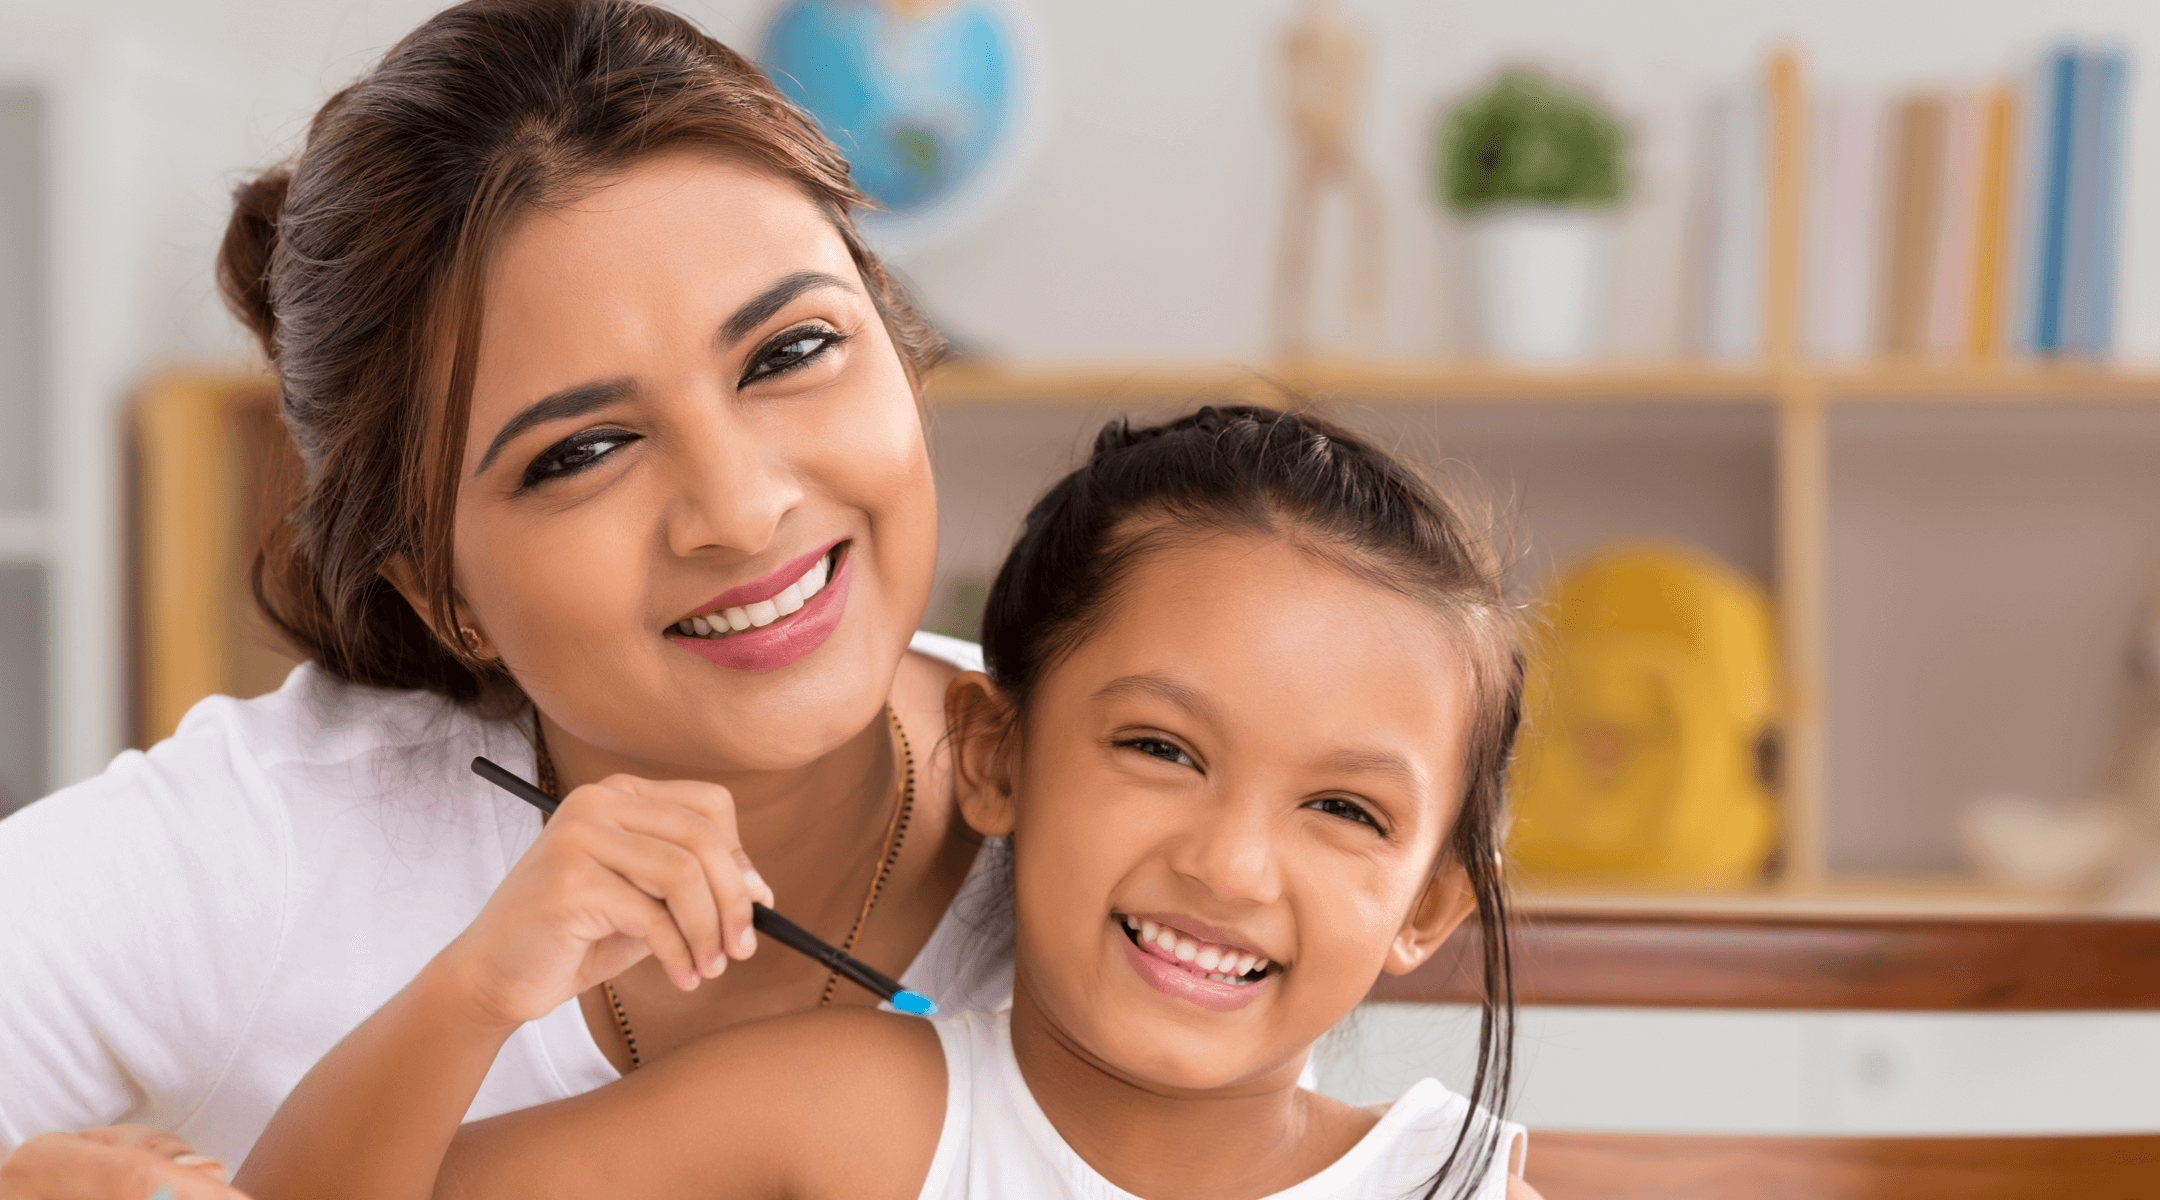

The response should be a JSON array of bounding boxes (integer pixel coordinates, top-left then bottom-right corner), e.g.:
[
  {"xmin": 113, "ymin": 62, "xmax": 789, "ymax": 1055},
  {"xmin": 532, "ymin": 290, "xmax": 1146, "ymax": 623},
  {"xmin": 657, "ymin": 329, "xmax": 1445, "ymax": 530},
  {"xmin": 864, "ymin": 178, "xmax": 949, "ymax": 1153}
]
[{"xmin": 916, "ymin": 49, "xmax": 2160, "ymax": 916}]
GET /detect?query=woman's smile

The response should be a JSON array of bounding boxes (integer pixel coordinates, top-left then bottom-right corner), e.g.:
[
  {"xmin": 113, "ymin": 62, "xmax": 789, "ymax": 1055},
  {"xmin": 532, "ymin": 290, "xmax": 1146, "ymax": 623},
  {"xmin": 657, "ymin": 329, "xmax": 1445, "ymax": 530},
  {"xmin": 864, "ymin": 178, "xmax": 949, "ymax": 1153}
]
[{"xmin": 667, "ymin": 541, "xmax": 853, "ymax": 672}]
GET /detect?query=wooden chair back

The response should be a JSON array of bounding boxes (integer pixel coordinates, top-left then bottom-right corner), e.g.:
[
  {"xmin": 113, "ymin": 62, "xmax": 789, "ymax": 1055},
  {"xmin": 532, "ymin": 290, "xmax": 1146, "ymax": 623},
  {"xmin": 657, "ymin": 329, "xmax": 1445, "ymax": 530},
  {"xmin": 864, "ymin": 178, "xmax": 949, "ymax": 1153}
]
[
  {"xmin": 132, "ymin": 371, "xmax": 301, "ymax": 746},
  {"xmin": 1379, "ymin": 911, "xmax": 2160, "ymax": 1199}
]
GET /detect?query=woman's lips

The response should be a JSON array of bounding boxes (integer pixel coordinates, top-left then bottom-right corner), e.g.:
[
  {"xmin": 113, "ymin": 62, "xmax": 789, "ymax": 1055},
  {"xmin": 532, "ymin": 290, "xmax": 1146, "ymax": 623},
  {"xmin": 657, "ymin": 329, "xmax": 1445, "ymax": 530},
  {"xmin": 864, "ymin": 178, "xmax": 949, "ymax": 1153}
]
[{"xmin": 670, "ymin": 549, "xmax": 853, "ymax": 673}]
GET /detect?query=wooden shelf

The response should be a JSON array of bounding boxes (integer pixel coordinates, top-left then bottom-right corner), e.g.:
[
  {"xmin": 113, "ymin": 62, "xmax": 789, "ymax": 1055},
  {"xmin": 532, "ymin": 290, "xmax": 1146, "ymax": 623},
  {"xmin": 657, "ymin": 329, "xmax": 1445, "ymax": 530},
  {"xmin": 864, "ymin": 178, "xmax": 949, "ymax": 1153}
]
[
  {"xmin": 1512, "ymin": 875, "xmax": 2087, "ymax": 918},
  {"xmin": 923, "ymin": 358, "xmax": 2160, "ymax": 407}
]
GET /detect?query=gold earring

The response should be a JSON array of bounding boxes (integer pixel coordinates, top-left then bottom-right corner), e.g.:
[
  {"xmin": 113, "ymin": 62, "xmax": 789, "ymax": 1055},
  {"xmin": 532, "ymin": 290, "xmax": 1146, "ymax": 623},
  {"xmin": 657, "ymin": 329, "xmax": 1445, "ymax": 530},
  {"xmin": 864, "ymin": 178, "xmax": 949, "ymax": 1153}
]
[{"xmin": 458, "ymin": 625, "xmax": 486, "ymax": 654}]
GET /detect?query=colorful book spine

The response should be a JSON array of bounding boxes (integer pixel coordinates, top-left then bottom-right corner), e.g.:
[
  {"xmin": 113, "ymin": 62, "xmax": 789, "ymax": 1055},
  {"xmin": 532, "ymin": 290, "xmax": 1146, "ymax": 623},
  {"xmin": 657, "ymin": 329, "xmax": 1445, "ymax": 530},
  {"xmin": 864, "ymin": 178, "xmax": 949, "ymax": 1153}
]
[
  {"xmin": 1701, "ymin": 89, "xmax": 1765, "ymax": 362},
  {"xmin": 1966, "ymin": 85, "xmax": 2017, "ymax": 360},
  {"xmin": 1802, "ymin": 91, "xmax": 1886, "ymax": 362},
  {"xmin": 2028, "ymin": 47, "xmax": 2079, "ymax": 355},
  {"xmin": 1926, "ymin": 91, "xmax": 1985, "ymax": 357},
  {"xmin": 1881, "ymin": 95, "xmax": 1946, "ymax": 356},
  {"xmin": 2070, "ymin": 48, "xmax": 2130, "ymax": 357}
]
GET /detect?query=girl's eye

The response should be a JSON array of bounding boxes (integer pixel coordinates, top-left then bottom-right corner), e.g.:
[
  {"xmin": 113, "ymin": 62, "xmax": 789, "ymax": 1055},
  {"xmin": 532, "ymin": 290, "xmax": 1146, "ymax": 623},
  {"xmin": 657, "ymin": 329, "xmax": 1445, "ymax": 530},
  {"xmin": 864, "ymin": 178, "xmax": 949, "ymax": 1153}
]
[
  {"xmin": 1304, "ymin": 796, "xmax": 1382, "ymax": 832},
  {"xmin": 740, "ymin": 325, "xmax": 848, "ymax": 386},
  {"xmin": 1117, "ymin": 737, "xmax": 1195, "ymax": 768},
  {"xmin": 520, "ymin": 429, "xmax": 639, "ymax": 489}
]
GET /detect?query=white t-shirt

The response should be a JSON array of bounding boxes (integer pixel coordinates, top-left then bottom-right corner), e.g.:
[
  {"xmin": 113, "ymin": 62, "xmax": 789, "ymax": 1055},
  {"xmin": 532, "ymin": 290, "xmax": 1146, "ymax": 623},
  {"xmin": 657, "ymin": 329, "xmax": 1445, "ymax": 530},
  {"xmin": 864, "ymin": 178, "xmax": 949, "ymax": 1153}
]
[
  {"xmin": 0, "ymin": 632, "xmax": 1012, "ymax": 1167},
  {"xmin": 920, "ymin": 1009, "xmax": 1526, "ymax": 1200}
]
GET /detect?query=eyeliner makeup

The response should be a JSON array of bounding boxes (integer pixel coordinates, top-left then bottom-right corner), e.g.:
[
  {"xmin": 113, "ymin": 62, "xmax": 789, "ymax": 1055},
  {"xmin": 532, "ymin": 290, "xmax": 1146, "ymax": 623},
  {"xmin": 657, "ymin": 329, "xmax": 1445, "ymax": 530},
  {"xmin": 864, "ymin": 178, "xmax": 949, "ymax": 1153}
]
[{"xmin": 470, "ymin": 756, "xmax": 938, "ymax": 1017}]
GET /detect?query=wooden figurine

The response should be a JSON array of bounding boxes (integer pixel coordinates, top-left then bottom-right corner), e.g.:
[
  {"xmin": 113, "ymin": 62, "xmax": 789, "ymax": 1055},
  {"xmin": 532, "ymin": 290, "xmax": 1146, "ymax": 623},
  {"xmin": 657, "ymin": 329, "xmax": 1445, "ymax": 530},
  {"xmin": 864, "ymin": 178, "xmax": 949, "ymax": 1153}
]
[{"xmin": 1272, "ymin": 0, "xmax": 1384, "ymax": 357}]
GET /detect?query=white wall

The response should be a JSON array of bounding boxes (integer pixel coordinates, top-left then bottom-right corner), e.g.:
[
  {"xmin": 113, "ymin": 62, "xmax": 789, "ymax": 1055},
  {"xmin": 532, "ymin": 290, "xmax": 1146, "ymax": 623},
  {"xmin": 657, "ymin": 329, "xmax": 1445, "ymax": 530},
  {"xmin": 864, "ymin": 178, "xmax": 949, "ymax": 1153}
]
[{"xmin": 9, "ymin": 0, "xmax": 2160, "ymax": 780}]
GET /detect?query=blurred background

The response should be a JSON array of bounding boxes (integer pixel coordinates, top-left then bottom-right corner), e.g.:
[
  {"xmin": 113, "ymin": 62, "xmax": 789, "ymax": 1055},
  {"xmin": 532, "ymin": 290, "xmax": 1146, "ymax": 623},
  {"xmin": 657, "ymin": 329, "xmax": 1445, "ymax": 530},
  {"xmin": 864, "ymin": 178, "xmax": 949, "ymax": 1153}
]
[{"xmin": 3, "ymin": 0, "xmax": 2158, "ymax": 1157}]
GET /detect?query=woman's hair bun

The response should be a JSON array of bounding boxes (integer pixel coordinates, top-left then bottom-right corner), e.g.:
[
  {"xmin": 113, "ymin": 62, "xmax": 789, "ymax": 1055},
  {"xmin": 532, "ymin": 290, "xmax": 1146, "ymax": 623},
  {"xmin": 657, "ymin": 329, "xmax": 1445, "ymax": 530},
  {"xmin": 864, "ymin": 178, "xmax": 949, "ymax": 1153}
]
[{"xmin": 217, "ymin": 168, "xmax": 292, "ymax": 358}]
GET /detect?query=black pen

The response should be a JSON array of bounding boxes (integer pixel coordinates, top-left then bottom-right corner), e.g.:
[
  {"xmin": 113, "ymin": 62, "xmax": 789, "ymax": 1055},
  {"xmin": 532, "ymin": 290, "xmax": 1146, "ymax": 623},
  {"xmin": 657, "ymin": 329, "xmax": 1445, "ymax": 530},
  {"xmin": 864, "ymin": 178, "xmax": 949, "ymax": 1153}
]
[{"xmin": 471, "ymin": 756, "xmax": 937, "ymax": 1016}]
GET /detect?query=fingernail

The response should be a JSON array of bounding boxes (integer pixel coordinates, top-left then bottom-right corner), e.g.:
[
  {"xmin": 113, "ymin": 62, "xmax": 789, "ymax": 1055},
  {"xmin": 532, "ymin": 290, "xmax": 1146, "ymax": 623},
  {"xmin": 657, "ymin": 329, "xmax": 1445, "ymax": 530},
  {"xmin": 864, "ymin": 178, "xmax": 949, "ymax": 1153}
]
[
  {"xmin": 743, "ymin": 870, "xmax": 770, "ymax": 902},
  {"xmin": 737, "ymin": 926, "xmax": 757, "ymax": 956},
  {"xmin": 175, "ymin": 1154, "xmax": 226, "ymax": 1178}
]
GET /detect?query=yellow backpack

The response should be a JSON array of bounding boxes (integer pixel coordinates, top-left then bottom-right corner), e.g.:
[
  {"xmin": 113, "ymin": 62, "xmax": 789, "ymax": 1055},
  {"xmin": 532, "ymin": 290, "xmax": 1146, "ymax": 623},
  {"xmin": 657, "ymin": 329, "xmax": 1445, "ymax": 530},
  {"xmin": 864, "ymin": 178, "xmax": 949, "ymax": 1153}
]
[{"xmin": 1508, "ymin": 545, "xmax": 1779, "ymax": 885}]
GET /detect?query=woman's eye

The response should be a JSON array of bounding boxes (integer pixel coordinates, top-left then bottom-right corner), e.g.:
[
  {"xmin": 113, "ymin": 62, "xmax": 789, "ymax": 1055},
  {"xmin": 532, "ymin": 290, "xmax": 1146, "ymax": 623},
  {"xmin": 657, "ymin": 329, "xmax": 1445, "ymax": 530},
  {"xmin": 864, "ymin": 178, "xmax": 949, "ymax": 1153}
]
[
  {"xmin": 741, "ymin": 325, "xmax": 847, "ymax": 386},
  {"xmin": 521, "ymin": 430, "xmax": 638, "ymax": 488},
  {"xmin": 1305, "ymin": 796, "xmax": 1382, "ymax": 831},
  {"xmin": 1118, "ymin": 737, "xmax": 1194, "ymax": 768}
]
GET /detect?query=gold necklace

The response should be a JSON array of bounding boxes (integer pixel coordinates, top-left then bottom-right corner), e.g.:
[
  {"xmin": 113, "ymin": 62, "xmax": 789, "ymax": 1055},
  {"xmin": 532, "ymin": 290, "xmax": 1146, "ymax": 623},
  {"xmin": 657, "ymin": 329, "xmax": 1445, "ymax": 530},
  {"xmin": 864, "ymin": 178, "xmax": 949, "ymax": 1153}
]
[{"xmin": 535, "ymin": 706, "xmax": 917, "ymax": 1071}]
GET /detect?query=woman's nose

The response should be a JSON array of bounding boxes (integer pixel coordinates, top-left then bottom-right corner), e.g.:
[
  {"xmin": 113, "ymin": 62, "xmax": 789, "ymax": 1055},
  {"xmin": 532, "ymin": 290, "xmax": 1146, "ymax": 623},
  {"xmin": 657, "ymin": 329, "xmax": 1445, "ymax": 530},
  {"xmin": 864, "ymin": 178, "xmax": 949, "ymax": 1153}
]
[{"xmin": 665, "ymin": 400, "xmax": 806, "ymax": 558}]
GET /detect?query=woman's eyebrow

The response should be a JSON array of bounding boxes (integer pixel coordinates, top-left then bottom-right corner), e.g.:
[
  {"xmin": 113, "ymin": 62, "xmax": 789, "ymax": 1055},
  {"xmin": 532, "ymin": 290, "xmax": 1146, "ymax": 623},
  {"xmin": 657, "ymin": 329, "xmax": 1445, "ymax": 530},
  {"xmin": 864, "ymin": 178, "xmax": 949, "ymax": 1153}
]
[
  {"xmin": 474, "ymin": 378, "xmax": 635, "ymax": 476},
  {"xmin": 716, "ymin": 269, "xmax": 858, "ymax": 347}
]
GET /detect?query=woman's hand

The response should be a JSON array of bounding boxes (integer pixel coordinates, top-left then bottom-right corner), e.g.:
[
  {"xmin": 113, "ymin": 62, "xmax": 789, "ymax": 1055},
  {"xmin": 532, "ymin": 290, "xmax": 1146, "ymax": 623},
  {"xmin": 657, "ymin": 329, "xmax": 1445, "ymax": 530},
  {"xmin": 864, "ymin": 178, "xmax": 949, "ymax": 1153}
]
[
  {"xmin": 0, "ymin": 1126, "xmax": 245, "ymax": 1200},
  {"xmin": 437, "ymin": 774, "xmax": 776, "ymax": 1028}
]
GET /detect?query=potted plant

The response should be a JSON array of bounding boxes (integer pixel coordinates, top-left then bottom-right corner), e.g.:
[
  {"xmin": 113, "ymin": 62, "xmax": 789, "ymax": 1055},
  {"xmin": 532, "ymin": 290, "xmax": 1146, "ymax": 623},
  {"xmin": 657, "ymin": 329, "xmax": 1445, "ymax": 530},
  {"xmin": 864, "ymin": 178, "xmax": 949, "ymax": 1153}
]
[{"xmin": 1438, "ymin": 68, "xmax": 1628, "ymax": 363}]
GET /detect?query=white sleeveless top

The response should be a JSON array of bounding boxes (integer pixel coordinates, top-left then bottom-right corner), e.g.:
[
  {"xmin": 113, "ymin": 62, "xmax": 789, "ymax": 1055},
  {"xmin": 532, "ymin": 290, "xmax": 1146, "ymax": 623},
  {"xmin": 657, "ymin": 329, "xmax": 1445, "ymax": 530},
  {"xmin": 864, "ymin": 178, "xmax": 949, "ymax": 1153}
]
[
  {"xmin": 0, "ymin": 632, "xmax": 1014, "ymax": 1166},
  {"xmin": 919, "ymin": 1010, "xmax": 1526, "ymax": 1200}
]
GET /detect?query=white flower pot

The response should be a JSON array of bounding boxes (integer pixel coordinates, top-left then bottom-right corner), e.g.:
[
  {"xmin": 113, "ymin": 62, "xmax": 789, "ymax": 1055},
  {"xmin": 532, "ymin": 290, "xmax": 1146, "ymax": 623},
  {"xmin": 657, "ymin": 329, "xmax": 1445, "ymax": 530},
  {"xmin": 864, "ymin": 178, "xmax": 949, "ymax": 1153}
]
[{"xmin": 1463, "ymin": 206, "xmax": 1612, "ymax": 364}]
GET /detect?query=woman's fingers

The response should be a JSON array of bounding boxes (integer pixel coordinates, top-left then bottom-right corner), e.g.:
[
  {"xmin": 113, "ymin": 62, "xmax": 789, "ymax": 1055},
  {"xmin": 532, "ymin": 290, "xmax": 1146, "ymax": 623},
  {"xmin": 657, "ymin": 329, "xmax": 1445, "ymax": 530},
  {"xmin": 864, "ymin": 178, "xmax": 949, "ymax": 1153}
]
[
  {"xmin": 565, "ymin": 826, "xmax": 713, "ymax": 991},
  {"xmin": 607, "ymin": 779, "xmax": 767, "ymax": 962}
]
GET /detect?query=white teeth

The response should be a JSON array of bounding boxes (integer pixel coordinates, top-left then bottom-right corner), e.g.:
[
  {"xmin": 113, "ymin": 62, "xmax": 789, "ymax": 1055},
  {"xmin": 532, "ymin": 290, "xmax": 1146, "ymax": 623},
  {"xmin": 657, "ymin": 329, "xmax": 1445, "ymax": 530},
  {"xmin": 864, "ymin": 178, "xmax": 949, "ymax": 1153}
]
[
  {"xmin": 1234, "ymin": 954, "xmax": 1257, "ymax": 976},
  {"xmin": 1155, "ymin": 929, "xmax": 1177, "ymax": 952},
  {"xmin": 1139, "ymin": 920, "xmax": 1158, "ymax": 941},
  {"xmin": 1196, "ymin": 948, "xmax": 1221, "ymax": 971},
  {"xmin": 677, "ymin": 551, "xmax": 835, "ymax": 640},
  {"xmin": 1173, "ymin": 939, "xmax": 1198, "ymax": 963},
  {"xmin": 1254, "ymin": 958, "xmax": 1270, "ymax": 973}
]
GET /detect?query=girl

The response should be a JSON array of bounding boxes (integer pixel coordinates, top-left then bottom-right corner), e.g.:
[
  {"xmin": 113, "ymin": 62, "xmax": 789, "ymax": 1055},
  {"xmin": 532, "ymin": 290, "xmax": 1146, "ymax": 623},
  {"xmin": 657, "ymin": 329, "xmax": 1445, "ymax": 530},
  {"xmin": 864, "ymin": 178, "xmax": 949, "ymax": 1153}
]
[
  {"xmin": 0, "ymin": 0, "xmax": 1008, "ymax": 1182},
  {"xmin": 242, "ymin": 406, "xmax": 1536, "ymax": 1200}
]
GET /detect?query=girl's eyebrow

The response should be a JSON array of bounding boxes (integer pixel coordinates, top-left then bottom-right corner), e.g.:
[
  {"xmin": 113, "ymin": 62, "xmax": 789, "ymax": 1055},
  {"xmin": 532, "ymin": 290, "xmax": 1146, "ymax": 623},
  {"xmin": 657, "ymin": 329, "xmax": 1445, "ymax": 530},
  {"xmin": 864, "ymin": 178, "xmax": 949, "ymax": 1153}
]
[
  {"xmin": 1091, "ymin": 672, "xmax": 1223, "ymax": 725},
  {"xmin": 1315, "ymin": 746, "xmax": 1421, "ymax": 791},
  {"xmin": 475, "ymin": 377, "xmax": 636, "ymax": 476}
]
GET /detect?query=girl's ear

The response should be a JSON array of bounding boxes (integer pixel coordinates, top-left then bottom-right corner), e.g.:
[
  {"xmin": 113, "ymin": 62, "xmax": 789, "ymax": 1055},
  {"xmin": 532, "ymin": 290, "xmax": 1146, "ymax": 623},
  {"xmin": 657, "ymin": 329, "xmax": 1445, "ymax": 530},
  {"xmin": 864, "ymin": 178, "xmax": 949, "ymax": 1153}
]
[
  {"xmin": 945, "ymin": 671, "xmax": 1017, "ymax": 837},
  {"xmin": 1381, "ymin": 858, "xmax": 1479, "ymax": 976}
]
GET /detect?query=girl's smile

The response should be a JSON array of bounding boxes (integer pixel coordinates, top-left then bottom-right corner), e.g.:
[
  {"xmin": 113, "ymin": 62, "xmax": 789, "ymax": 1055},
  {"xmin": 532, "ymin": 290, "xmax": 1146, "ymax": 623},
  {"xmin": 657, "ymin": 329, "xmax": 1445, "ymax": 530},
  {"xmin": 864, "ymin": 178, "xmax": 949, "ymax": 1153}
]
[{"xmin": 1116, "ymin": 913, "xmax": 1278, "ymax": 1012}]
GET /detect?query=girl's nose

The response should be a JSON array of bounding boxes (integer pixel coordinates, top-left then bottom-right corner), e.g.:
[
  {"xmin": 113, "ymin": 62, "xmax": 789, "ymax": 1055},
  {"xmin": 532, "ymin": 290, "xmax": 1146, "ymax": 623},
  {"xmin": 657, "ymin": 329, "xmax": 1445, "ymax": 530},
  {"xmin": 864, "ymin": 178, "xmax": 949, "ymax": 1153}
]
[
  {"xmin": 1166, "ymin": 796, "xmax": 1284, "ymax": 906},
  {"xmin": 665, "ymin": 399, "xmax": 806, "ymax": 558}
]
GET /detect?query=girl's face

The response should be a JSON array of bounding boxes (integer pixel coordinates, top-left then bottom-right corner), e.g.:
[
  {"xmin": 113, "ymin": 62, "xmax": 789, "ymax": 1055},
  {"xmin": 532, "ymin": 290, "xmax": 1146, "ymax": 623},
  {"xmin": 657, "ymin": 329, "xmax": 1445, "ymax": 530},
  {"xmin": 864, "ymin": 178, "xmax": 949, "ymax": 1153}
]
[
  {"xmin": 982, "ymin": 530, "xmax": 1477, "ymax": 1091},
  {"xmin": 449, "ymin": 152, "xmax": 936, "ymax": 774}
]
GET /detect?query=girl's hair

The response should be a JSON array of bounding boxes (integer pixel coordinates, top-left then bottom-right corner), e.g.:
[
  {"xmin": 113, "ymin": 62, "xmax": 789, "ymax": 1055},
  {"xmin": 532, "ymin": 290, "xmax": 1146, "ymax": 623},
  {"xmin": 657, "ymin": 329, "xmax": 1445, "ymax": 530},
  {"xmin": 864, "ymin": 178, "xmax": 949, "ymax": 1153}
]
[
  {"xmin": 981, "ymin": 405, "xmax": 1521, "ymax": 1200},
  {"xmin": 217, "ymin": 0, "xmax": 945, "ymax": 700}
]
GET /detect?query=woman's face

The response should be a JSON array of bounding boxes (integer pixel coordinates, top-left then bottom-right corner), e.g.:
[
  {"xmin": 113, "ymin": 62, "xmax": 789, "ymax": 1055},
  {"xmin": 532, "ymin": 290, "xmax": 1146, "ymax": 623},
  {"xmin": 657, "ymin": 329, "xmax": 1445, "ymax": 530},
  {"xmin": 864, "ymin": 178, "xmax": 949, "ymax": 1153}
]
[
  {"xmin": 998, "ymin": 530, "xmax": 1476, "ymax": 1091},
  {"xmin": 451, "ymin": 152, "xmax": 936, "ymax": 774}
]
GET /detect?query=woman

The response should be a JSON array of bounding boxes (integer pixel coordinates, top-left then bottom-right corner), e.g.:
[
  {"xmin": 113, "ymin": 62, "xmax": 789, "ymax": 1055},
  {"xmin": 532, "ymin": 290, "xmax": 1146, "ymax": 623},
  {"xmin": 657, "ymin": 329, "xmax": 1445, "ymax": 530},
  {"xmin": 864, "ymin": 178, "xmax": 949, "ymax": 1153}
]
[{"xmin": 0, "ymin": 0, "xmax": 1011, "ymax": 1177}]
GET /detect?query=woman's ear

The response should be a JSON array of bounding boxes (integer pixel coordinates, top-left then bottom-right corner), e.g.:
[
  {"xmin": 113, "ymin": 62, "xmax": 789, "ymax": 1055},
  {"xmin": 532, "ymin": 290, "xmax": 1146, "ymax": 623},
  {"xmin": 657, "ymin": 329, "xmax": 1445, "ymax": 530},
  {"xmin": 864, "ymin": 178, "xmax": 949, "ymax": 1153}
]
[
  {"xmin": 379, "ymin": 558, "xmax": 493, "ymax": 661},
  {"xmin": 1381, "ymin": 858, "xmax": 1479, "ymax": 976},
  {"xmin": 945, "ymin": 671, "xmax": 1017, "ymax": 837}
]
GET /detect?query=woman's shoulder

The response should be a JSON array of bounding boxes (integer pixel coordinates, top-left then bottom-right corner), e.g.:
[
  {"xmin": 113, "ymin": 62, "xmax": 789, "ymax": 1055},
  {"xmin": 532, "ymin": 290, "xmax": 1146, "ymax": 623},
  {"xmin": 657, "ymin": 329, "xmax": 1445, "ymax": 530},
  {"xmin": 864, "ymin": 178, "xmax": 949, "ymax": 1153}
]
[
  {"xmin": 6, "ymin": 663, "xmax": 536, "ymax": 866},
  {"xmin": 907, "ymin": 631, "xmax": 983, "ymax": 675}
]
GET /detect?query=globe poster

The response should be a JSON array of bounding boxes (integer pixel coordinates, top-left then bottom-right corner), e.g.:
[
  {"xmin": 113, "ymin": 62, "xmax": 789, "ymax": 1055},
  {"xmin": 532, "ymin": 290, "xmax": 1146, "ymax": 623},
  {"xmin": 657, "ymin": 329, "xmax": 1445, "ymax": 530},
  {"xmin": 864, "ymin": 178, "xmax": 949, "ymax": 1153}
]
[{"xmin": 760, "ymin": 0, "xmax": 1039, "ymax": 255}]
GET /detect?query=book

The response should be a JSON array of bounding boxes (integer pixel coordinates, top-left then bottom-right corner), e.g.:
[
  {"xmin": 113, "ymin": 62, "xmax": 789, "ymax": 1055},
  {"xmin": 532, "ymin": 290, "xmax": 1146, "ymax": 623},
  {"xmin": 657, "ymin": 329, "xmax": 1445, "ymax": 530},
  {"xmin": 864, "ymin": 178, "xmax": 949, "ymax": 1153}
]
[
  {"xmin": 1926, "ymin": 91, "xmax": 1985, "ymax": 358},
  {"xmin": 1966, "ymin": 84, "xmax": 2017, "ymax": 360},
  {"xmin": 2028, "ymin": 46, "xmax": 2079, "ymax": 355},
  {"xmin": 2065, "ymin": 48, "xmax": 2130, "ymax": 357},
  {"xmin": 1700, "ymin": 88, "xmax": 1765, "ymax": 362},
  {"xmin": 1802, "ymin": 90, "xmax": 1887, "ymax": 361},
  {"xmin": 1881, "ymin": 94, "xmax": 1946, "ymax": 356}
]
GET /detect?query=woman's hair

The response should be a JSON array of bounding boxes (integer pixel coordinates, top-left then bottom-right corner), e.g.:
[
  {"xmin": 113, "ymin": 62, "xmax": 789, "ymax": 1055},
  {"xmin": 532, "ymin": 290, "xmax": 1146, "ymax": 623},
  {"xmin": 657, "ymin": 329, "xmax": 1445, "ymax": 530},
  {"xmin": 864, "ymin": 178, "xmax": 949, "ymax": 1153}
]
[
  {"xmin": 217, "ymin": 0, "xmax": 944, "ymax": 700},
  {"xmin": 980, "ymin": 405, "xmax": 1522, "ymax": 1200}
]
